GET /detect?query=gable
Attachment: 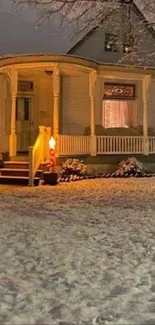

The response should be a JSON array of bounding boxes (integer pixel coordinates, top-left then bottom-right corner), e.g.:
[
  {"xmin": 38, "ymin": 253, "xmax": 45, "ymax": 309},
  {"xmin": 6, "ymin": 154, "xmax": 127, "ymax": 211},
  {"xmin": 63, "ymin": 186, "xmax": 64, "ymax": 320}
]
[
  {"xmin": 69, "ymin": 27, "xmax": 121, "ymax": 63},
  {"xmin": 68, "ymin": 4, "xmax": 155, "ymax": 67}
]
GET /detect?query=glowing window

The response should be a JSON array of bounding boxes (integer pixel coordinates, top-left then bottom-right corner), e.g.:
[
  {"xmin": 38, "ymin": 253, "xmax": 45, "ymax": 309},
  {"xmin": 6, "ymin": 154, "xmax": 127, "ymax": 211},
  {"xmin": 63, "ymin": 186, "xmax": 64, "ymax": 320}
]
[{"xmin": 102, "ymin": 100, "xmax": 130, "ymax": 128}]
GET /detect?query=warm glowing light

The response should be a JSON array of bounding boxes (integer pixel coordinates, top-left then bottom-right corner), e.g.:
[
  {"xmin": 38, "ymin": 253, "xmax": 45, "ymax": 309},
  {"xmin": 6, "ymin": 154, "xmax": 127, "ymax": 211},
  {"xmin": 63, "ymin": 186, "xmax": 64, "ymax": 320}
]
[
  {"xmin": 102, "ymin": 100, "xmax": 130, "ymax": 128},
  {"xmin": 125, "ymin": 46, "xmax": 129, "ymax": 53},
  {"xmin": 49, "ymin": 137, "xmax": 56, "ymax": 149}
]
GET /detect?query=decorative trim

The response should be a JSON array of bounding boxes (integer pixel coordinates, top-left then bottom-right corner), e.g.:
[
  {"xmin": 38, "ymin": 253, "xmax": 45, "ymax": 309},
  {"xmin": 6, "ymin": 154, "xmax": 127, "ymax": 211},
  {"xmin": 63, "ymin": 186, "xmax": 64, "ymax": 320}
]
[
  {"xmin": 18, "ymin": 80, "xmax": 33, "ymax": 92},
  {"xmin": 104, "ymin": 83, "xmax": 136, "ymax": 99}
]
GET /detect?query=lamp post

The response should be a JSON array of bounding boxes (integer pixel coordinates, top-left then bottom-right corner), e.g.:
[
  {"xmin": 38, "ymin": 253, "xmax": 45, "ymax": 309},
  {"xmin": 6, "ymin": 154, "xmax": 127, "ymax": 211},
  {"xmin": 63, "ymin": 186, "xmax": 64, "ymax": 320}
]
[
  {"xmin": 49, "ymin": 137, "xmax": 56, "ymax": 172},
  {"xmin": 43, "ymin": 136, "xmax": 58, "ymax": 185}
]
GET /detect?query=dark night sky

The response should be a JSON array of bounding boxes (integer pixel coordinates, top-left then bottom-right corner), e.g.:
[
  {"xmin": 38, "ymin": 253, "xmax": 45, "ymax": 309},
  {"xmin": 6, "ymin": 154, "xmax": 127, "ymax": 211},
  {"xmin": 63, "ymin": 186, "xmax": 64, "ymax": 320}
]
[
  {"xmin": 0, "ymin": 0, "xmax": 154, "ymax": 56},
  {"xmin": 0, "ymin": 0, "xmax": 74, "ymax": 55}
]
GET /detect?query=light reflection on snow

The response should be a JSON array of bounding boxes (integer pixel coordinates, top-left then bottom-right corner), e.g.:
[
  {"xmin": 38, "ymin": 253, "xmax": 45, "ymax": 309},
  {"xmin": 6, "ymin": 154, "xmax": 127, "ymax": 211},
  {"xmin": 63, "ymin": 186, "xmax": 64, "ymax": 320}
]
[{"xmin": 0, "ymin": 179, "xmax": 155, "ymax": 324}]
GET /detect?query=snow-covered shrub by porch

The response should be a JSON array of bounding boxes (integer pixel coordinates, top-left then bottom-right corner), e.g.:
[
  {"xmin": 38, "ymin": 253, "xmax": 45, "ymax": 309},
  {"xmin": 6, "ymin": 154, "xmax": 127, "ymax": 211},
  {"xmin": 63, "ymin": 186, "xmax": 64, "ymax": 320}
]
[
  {"xmin": 60, "ymin": 158, "xmax": 87, "ymax": 182},
  {"xmin": 59, "ymin": 157, "xmax": 154, "ymax": 182},
  {"xmin": 110, "ymin": 157, "xmax": 152, "ymax": 178},
  {"xmin": 62, "ymin": 158, "xmax": 87, "ymax": 175}
]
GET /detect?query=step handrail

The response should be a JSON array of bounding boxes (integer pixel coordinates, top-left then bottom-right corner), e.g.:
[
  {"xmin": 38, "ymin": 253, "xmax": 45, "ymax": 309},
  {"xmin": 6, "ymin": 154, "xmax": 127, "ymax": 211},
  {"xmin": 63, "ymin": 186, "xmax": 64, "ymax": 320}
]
[{"xmin": 28, "ymin": 126, "xmax": 51, "ymax": 186}]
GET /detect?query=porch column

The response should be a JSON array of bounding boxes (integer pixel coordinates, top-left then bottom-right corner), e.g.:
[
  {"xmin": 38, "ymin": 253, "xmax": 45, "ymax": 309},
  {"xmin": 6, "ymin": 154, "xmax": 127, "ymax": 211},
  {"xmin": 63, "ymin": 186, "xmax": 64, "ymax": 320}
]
[
  {"xmin": 53, "ymin": 63, "xmax": 60, "ymax": 156},
  {"xmin": 9, "ymin": 69, "xmax": 18, "ymax": 157},
  {"xmin": 89, "ymin": 70, "xmax": 97, "ymax": 156},
  {"xmin": 142, "ymin": 75, "xmax": 151, "ymax": 155}
]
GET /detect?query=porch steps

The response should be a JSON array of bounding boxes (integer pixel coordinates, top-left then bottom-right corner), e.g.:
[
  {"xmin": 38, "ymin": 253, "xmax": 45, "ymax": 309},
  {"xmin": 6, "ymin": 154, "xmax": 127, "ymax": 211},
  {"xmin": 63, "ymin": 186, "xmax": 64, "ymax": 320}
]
[
  {"xmin": 0, "ymin": 175, "xmax": 40, "ymax": 186},
  {"xmin": 0, "ymin": 160, "xmax": 47, "ymax": 186},
  {"xmin": 10, "ymin": 155, "xmax": 29, "ymax": 162},
  {"xmin": 4, "ymin": 161, "xmax": 29, "ymax": 169},
  {"xmin": 0, "ymin": 168, "xmax": 43, "ymax": 178}
]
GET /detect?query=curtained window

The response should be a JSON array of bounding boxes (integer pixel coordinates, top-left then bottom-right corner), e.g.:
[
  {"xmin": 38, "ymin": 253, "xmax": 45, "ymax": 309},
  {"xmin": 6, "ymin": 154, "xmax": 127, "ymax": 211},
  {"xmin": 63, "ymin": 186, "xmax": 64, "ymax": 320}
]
[{"xmin": 102, "ymin": 100, "xmax": 130, "ymax": 128}]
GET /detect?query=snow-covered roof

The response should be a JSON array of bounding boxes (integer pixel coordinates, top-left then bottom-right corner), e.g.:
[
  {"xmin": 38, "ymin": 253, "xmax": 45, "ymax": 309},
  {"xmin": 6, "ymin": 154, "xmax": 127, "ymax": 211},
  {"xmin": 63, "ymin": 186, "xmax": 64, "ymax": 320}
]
[{"xmin": 68, "ymin": 1, "xmax": 155, "ymax": 54}]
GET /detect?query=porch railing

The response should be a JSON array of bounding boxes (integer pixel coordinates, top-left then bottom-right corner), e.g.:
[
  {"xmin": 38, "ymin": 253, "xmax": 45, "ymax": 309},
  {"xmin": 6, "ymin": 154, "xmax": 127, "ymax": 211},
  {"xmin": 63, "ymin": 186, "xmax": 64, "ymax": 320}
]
[
  {"xmin": 149, "ymin": 137, "xmax": 155, "ymax": 153},
  {"xmin": 28, "ymin": 126, "xmax": 51, "ymax": 186},
  {"xmin": 58, "ymin": 135, "xmax": 90, "ymax": 155},
  {"xmin": 57, "ymin": 135, "xmax": 155, "ymax": 156},
  {"xmin": 96, "ymin": 136, "xmax": 144, "ymax": 154}
]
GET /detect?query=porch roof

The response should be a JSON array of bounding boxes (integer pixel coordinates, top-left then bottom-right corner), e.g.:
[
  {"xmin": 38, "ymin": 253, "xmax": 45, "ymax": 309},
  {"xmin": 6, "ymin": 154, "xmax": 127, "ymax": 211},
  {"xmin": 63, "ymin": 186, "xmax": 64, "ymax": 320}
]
[{"xmin": 0, "ymin": 53, "xmax": 155, "ymax": 76}]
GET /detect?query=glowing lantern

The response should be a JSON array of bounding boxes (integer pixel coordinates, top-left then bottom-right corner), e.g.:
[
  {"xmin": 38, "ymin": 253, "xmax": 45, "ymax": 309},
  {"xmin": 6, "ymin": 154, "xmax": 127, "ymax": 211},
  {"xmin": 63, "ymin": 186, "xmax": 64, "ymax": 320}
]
[
  {"xmin": 49, "ymin": 137, "xmax": 56, "ymax": 150},
  {"xmin": 49, "ymin": 137, "xmax": 56, "ymax": 171}
]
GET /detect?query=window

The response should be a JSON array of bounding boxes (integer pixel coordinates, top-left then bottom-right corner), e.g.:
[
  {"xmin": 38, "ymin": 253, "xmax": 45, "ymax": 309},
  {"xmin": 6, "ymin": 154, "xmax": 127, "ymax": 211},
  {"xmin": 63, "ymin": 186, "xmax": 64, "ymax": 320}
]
[
  {"xmin": 104, "ymin": 83, "xmax": 135, "ymax": 99},
  {"xmin": 123, "ymin": 35, "xmax": 134, "ymax": 54},
  {"xmin": 18, "ymin": 81, "xmax": 33, "ymax": 92},
  {"xmin": 102, "ymin": 100, "xmax": 130, "ymax": 128},
  {"xmin": 123, "ymin": 43, "xmax": 132, "ymax": 54},
  {"xmin": 16, "ymin": 98, "xmax": 30, "ymax": 121},
  {"xmin": 24, "ymin": 98, "xmax": 30, "ymax": 121},
  {"xmin": 105, "ymin": 33, "xmax": 117, "ymax": 52}
]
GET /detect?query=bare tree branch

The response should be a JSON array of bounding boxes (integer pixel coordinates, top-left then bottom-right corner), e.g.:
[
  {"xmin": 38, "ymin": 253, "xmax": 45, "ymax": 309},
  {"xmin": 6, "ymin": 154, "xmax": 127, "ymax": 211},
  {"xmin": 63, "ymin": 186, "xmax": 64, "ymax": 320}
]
[{"xmin": 12, "ymin": 0, "xmax": 155, "ymax": 66}]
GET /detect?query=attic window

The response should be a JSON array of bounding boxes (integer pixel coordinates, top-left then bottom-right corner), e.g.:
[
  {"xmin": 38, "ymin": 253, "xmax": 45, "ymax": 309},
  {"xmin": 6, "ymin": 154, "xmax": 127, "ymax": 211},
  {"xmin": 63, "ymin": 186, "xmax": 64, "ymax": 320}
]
[
  {"xmin": 105, "ymin": 33, "xmax": 117, "ymax": 52},
  {"xmin": 123, "ymin": 44, "xmax": 131, "ymax": 53},
  {"xmin": 123, "ymin": 36, "xmax": 134, "ymax": 54}
]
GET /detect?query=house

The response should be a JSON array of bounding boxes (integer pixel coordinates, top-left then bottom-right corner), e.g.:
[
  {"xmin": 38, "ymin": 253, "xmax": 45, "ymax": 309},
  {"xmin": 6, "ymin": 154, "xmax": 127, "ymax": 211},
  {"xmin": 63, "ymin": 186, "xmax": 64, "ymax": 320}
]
[{"xmin": 0, "ymin": 3, "xmax": 155, "ymax": 185}]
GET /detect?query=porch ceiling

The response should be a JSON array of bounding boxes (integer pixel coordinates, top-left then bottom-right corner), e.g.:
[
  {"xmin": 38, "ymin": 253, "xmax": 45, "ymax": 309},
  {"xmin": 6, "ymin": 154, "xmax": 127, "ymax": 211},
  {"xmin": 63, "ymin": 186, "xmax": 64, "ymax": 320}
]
[
  {"xmin": 18, "ymin": 64, "xmax": 90, "ymax": 78},
  {"xmin": 18, "ymin": 69, "xmax": 51, "ymax": 78}
]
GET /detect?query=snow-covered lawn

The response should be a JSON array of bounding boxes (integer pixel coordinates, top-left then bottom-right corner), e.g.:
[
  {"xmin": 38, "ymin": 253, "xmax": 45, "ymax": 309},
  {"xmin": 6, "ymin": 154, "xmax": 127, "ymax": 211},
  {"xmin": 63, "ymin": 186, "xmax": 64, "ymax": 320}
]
[{"xmin": 0, "ymin": 178, "xmax": 155, "ymax": 325}]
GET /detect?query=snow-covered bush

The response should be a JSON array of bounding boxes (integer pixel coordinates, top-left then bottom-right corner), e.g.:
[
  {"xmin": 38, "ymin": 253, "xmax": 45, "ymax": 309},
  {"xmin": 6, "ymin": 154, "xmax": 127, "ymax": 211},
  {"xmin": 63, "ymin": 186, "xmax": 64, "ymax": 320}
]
[
  {"xmin": 59, "ymin": 157, "xmax": 153, "ymax": 182},
  {"xmin": 110, "ymin": 157, "xmax": 150, "ymax": 177},
  {"xmin": 60, "ymin": 158, "xmax": 87, "ymax": 182},
  {"xmin": 61, "ymin": 158, "xmax": 87, "ymax": 176}
]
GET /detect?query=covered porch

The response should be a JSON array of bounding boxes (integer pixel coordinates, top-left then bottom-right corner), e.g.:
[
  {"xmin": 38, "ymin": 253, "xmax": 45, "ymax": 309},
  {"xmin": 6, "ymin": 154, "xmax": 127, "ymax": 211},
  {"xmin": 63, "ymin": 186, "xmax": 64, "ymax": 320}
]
[{"xmin": 0, "ymin": 54, "xmax": 154, "ymax": 163}]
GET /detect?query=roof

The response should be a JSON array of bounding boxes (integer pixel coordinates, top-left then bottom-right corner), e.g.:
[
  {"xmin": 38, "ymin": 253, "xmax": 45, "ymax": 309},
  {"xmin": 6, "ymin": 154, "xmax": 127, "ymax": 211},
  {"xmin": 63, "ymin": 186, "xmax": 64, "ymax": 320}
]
[
  {"xmin": 0, "ymin": 53, "xmax": 98, "ymax": 70},
  {"xmin": 0, "ymin": 53, "xmax": 155, "ymax": 73},
  {"xmin": 68, "ymin": 1, "xmax": 155, "ymax": 54}
]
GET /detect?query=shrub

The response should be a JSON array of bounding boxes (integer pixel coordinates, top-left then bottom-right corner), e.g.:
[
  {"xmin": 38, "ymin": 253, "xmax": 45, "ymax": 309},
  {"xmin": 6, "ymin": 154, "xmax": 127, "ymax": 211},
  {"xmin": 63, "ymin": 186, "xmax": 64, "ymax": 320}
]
[
  {"xmin": 111, "ymin": 157, "xmax": 148, "ymax": 177},
  {"xmin": 61, "ymin": 158, "xmax": 87, "ymax": 177}
]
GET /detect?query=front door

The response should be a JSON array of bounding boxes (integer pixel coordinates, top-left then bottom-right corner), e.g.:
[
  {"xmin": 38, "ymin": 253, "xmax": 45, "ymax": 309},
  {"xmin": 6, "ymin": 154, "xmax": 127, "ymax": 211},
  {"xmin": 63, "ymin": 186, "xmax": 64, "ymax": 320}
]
[{"xmin": 16, "ymin": 97, "xmax": 33, "ymax": 152}]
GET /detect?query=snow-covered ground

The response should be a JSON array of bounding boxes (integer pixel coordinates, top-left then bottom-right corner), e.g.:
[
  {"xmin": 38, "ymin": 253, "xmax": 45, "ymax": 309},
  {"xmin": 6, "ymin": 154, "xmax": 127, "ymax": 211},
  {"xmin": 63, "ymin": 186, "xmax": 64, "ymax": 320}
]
[{"xmin": 0, "ymin": 178, "xmax": 155, "ymax": 325}]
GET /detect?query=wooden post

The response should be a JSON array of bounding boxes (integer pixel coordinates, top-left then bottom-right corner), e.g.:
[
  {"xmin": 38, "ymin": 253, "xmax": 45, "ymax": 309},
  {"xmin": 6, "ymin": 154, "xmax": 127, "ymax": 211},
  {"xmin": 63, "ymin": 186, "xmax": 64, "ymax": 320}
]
[
  {"xmin": 38, "ymin": 125, "xmax": 45, "ymax": 162},
  {"xmin": 9, "ymin": 69, "xmax": 18, "ymax": 157},
  {"xmin": 0, "ymin": 74, "xmax": 5, "ymax": 153},
  {"xmin": 142, "ymin": 75, "xmax": 151, "ymax": 155},
  {"xmin": 28, "ymin": 146, "xmax": 34, "ymax": 186},
  {"xmin": 53, "ymin": 63, "xmax": 60, "ymax": 157},
  {"xmin": 89, "ymin": 70, "xmax": 97, "ymax": 156}
]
